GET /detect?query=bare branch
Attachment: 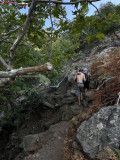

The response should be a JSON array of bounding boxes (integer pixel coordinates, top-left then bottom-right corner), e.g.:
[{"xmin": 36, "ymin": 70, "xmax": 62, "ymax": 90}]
[
  {"xmin": 0, "ymin": 55, "xmax": 9, "ymax": 69},
  {"xmin": 89, "ymin": 2, "xmax": 101, "ymax": 17},
  {"xmin": 36, "ymin": 0, "xmax": 100, "ymax": 5}
]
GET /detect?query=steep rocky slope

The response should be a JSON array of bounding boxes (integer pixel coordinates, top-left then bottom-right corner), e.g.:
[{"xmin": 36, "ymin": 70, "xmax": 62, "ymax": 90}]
[{"xmin": 1, "ymin": 34, "xmax": 120, "ymax": 160}]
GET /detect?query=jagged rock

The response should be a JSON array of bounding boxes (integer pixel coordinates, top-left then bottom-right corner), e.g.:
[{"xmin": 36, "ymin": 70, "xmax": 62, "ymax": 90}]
[{"xmin": 77, "ymin": 105, "xmax": 120, "ymax": 159}]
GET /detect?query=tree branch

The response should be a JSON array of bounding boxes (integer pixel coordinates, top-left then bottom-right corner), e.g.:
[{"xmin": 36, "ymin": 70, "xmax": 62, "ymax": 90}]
[
  {"xmin": 3, "ymin": 25, "xmax": 23, "ymax": 37},
  {"xmin": 1, "ymin": 40, "xmax": 34, "ymax": 47},
  {"xmin": 89, "ymin": 2, "xmax": 101, "ymax": 17},
  {"xmin": 36, "ymin": 0, "xmax": 100, "ymax": 5},
  {"xmin": 9, "ymin": 0, "xmax": 37, "ymax": 69},
  {"xmin": 0, "ymin": 55, "xmax": 9, "ymax": 69}
]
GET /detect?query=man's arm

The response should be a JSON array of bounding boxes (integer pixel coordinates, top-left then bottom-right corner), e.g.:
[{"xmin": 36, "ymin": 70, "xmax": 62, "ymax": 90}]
[{"xmin": 83, "ymin": 74, "xmax": 86, "ymax": 82}]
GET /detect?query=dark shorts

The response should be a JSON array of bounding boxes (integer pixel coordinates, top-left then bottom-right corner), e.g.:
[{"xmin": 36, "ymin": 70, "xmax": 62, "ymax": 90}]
[
  {"xmin": 84, "ymin": 81, "xmax": 89, "ymax": 89},
  {"xmin": 76, "ymin": 82, "xmax": 84, "ymax": 96}
]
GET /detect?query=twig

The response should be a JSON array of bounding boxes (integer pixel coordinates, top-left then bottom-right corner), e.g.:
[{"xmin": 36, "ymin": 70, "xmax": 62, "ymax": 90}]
[{"xmin": 36, "ymin": 0, "xmax": 100, "ymax": 5}]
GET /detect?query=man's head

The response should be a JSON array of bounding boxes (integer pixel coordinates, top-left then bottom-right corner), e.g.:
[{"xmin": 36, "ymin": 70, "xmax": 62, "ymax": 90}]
[{"xmin": 79, "ymin": 69, "xmax": 83, "ymax": 72}]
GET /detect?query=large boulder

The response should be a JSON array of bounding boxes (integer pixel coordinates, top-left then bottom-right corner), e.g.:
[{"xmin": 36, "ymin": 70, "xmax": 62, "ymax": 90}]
[
  {"xmin": 68, "ymin": 70, "xmax": 76, "ymax": 85},
  {"xmin": 22, "ymin": 121, "xmax": 70, "ymax": 153},
  {"xmin": 77, "ymin": 105, "xmax": 120, "ymax": 159}
]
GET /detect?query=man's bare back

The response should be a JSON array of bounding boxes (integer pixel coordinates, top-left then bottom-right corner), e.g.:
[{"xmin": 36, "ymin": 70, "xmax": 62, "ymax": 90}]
[
  {"xmin": 75, "ymin": 72, "xmax": 86, "ymax": 83},
  {"xmin": 74, "ymin": 70, "xmax": 86, "ymax": 106}
]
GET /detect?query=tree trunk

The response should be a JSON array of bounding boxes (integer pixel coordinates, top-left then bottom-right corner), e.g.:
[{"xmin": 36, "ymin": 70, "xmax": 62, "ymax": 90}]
[{"xmin": 0, "ymin": 62, "xmax": 53, "ymax": 87}]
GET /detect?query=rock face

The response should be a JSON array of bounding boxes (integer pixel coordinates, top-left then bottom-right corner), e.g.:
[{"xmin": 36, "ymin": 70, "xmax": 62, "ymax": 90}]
[{"xmin": 77, "ymin": 105, "xmax": 120, "ymax": 159}]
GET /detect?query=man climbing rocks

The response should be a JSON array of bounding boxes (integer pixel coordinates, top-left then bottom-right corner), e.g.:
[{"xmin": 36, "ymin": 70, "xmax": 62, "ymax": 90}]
[
  {"xmin": 83, "ymin": 68, "xmax": 91, "ymax": 92},
  {"xmin": 74, "ymin": 69, "xmax": 86, "ymax": 106}
]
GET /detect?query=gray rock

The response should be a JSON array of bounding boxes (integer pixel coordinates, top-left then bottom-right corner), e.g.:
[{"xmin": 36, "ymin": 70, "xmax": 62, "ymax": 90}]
[
  {"xmin": 84, "ymin": 90, "xmax": 95, "ymax": 102},
  {"xmin": 22, "ymin": 121, "xmax": 70, "ymax": 152},
  {"xmin": 82, "ymin": 99, "xmax": 88, "ymax": 107},
  {"xmin": 89, "ymin": 80, "xmax": 97, "ymax": 89},
  {"xmin": 43, "ymin": 101, "xmax": 54, "ymax": 109},
  {"xmin": 60, "ymin": 104, "xmax": 80, "ymax": 121},
  {"xmin": 77, "ymin": 105, "xmax": 120, "ymax": 159},
  {"xmin": 68, "ymin": 70, "xmax": 76, "ymax": 85},
  {"xmin": 72, "ymin": 141, "xmax": 78, "ymax": 149},
  {"xmin": 62, "ymin": 97, "xmax": 76, "ymax": 105}
]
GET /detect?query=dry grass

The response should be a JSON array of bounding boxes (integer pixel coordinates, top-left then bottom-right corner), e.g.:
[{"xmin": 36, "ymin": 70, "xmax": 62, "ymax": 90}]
[{"xmin": 91, "ymin": 48, "xmax": 120, "ymax": 108}]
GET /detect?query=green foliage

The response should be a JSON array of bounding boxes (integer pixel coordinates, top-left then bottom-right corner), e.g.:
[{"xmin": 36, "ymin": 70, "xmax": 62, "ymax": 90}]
[
  {"xmin": 69, "ymin": 2, "xmax": 120, "ymax": 44},
  {"xmin": 0, "ymin": 76, "xmax": 44, "ymax": 133},
  {"xmin": 39, "ymin": 73, "xmax": 50, "ymax": 84}
]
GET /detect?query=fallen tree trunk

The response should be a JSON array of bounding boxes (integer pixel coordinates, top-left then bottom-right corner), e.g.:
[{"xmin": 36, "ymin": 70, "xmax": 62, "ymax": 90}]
[
  {"xmin": 0, "ymin": 62, "xmax": 53, "ymax": 78},
  {"xmin": 0, "ymin": 62, "xmax": 53, "ymax": 87}
]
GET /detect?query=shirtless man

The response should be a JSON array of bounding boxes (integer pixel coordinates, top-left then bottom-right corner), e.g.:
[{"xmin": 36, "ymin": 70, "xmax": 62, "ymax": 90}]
[{"xmin": 74, "ymin": 69, "xmax": 86, "ymax": 106}]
